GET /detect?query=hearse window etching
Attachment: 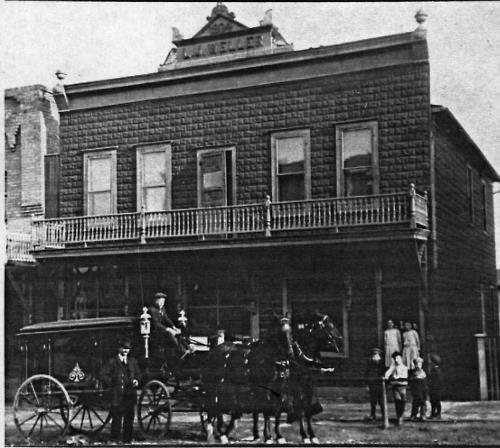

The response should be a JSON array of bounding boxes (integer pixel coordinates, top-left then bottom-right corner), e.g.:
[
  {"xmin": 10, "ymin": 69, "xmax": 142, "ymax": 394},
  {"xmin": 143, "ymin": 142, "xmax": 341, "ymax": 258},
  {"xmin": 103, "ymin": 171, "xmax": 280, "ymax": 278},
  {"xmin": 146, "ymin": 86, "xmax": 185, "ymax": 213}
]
[
  {"xmin": 271, "ymin": 129, "xmax": 311, "ymax": 202},
  {"xmin": 136, "ymin": 143, "xmax": 172, "ymax": 212},
  {"xmin": 336, "ymin": 121, "xmax": 379, "ymax": 196},
  {"xmin": 83, "ymin": 148, "xmax": 117, "ymax": 216}
]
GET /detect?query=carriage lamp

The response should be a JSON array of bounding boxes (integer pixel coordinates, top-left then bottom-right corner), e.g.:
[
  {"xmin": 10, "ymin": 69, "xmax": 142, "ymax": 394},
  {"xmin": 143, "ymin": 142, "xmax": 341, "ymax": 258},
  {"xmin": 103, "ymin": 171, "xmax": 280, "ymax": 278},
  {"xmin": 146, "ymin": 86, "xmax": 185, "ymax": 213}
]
[
  {"xmin": 178, "ymin": 309, "xmax": 188, "ymax": 327},
  {"xmin": 140, "ymin": 307, "xmax": 151, "ymax": 359}
]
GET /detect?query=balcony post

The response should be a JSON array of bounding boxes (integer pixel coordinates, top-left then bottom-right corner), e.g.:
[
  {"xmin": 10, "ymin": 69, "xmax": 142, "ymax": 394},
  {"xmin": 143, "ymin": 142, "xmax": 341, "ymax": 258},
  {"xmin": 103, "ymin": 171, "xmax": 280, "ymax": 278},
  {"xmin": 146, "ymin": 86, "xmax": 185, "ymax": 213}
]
[
  {"xmin": 264, "ymin": 195, "xmax": 271, "ymax": 237},
  {"xmin": 409, "ymin": 183, "xmax": 416, "ymax": 228},
  {"xmin": 140, "ymin": 206, "xmax": 147, "ymax": 244},
  {"xmin": 30, "ymin": 213, "xmax": 38, "ymax": 248}
]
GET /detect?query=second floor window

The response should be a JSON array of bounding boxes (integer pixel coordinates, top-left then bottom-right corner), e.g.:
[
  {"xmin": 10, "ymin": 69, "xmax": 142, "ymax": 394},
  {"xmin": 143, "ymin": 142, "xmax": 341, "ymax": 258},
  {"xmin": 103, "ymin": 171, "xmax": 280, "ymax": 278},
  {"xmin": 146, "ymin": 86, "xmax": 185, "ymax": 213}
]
[
  {"xmin": 136, "ymin": 143, "xmax": 172, "ymax": 212},
  {"xmin": 271, "ymin": 129, "xmax": 311, "ymax": 202},
  {"xmin": 83, "ymin": 149, "xmax": 116, "ymax": 216},
  {"xmin": 481, "ymin": 179, "xmax": 488, "ymax": 232},
  {"xmin": 466, "ymin": 165, "xmax": 474, "ymax": 223},
  {"xmin": 336, "ymin": 121, "xmax": 379, "ymax": 196},
  {"xmin": 197, "ymin": 147, "xmax": 236, "ymax": 207}
]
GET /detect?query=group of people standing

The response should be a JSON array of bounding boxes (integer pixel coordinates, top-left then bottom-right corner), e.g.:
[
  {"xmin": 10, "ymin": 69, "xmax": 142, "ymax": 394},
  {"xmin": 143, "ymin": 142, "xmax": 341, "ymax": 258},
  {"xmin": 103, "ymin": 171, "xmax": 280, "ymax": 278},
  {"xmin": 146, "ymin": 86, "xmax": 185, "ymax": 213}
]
[{"xmin": 366, "ymin": 319, "xmax": 443, "ymax": 426}]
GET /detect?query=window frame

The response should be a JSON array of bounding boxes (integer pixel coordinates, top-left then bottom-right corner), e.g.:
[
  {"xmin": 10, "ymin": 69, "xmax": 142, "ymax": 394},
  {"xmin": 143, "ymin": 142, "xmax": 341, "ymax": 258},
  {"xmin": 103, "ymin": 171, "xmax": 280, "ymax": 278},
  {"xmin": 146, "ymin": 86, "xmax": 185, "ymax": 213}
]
[
  {"xmin": 271, "ymin": 129, "xmax": 311, "ymax": 202},
  {"xmin": 136, "ymin": 142, "xmax": 172, "ymax": 212},
  {"xmin": 83, "ymin": 147, "xmax": 117, "ymax": 216},
  {"xmin": 335, "ymin": 121, "xmax": 379, "ymax": 197},
  {"xmin": 197, "ymin": 147, "xmax": 236, "ymax": 208},
  {"xmin": 481, "ymin": 178, "xmax": 488, "ymax": 232},
  {"xmin": 466, "ymin": 165, "xmax": 474, "ymax": 224}
]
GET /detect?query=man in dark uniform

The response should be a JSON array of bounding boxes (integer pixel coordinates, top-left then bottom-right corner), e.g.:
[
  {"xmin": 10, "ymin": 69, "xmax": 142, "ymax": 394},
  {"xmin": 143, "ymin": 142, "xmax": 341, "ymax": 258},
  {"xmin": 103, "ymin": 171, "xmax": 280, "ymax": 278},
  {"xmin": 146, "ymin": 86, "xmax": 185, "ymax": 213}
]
[{"xmin": 100, "ymin": 339, "xmax": 140, "ymax": 443}]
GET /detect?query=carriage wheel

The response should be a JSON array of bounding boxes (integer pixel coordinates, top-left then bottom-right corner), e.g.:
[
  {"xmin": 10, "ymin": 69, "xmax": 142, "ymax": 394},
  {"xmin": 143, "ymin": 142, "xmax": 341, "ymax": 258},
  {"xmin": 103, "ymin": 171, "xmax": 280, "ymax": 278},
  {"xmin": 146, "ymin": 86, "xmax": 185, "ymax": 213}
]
[
  {"xmin": 63, "ymin": 392, "xmax": 111, "ymax": 435},
  {"xmin": 14, "ymin": 374, "xmax": 72, "ymax": 444},
  {"xmin": 138, "ymin": 380, "xmax": 172, "ymax": 438}
]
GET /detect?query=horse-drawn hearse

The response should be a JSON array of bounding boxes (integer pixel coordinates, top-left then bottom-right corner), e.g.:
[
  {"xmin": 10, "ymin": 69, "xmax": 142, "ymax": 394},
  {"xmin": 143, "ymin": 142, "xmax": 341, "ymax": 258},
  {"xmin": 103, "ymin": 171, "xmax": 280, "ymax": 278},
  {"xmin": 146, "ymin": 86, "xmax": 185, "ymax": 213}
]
[{"xmin": 13, "ymin": 307, "xmax": 342, "ymax": 445}]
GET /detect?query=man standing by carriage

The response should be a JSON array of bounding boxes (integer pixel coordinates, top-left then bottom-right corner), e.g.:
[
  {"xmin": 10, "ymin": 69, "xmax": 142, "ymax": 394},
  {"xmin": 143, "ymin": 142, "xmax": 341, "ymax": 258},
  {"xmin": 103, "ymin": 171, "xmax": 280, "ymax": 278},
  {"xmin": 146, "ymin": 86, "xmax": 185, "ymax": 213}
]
[{"xmin": 100, "ymin": 339, "xmax": 141, "ymax": 443}]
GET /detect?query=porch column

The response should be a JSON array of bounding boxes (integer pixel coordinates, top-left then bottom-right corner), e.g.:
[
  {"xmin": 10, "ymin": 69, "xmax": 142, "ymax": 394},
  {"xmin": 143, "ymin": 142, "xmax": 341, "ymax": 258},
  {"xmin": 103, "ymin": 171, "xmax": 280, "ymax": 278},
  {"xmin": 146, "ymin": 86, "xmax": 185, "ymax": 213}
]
[
  {"xmin": 474, "ymin": 333, "xmax": 488, "ymax": 400},
  {"xmin": 375, "ymin": 267, "xmax": 383, "ymax": 348}
]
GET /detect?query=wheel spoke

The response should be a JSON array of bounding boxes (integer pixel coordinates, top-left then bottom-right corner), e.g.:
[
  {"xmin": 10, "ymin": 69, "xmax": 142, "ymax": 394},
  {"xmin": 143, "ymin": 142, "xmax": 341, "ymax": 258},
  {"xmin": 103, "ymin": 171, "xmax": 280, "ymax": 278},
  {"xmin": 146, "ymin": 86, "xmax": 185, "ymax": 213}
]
[
  {"xmin": 38, "ymin": 414, "xmax": 45, "ymax": 441},
  {"xmin": 80, "ymin": 407, "xmax": 86, "ymax": 430},
  {"xmin": 27, "ymin": 415, "xmax": 41, "ymax": 437},
  {"xmin": 19, "ymin": 393, "xmax": 39, "ymax": 407},
  {"xmin": 18, "ymin": 412, "xmax": 38, "ymax": 427},
  {"xmin": 29, "ymin": 383, "xmax": 40, "ymax": 405},
  {"xmin": 140, "ymin": 410, "xmax": 154, "ymax": 421},
  {"xmin": 45, "ymin": 413, "xmax": 65, "ymax": 431},
  {"xmin": 69, "ymin": 404, "xmax": 84, "ymax": 423},
  {"xmin": 146, "ymin": 415, "xmax": 154, "ymax": 432},
  {"xmin": 90, "ymin": 407, "xmax": 105, "ymax": 424},
  {"xmin": 87, "ymin": 407, "xmax": 94, "ymax": 429}
]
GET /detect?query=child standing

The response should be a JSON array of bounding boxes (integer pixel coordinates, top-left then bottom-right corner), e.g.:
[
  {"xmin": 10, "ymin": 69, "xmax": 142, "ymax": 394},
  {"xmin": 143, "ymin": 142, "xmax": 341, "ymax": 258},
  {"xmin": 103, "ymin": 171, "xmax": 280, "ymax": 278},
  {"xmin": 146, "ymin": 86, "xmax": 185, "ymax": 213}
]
[
  {"xmin": 410, "ymin": 357, "xmax": 428, "ymax": 421},
  {"xmin": 384, "ymin": 351, "xmax": 409, "ymax": 426},
  {"xmin": 428, "ymin": 353, "xmax": 443, "ymax": 419},
  {"xmin": 365, "ymin": 348, "xmax": 385, "ymax": 420}
]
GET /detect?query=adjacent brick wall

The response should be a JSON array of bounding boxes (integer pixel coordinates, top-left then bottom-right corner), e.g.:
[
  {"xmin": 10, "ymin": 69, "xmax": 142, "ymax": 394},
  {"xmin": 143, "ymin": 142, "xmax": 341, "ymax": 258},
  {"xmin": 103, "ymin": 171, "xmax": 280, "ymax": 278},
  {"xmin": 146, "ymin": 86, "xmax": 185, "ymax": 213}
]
[
  {"xmin": 430, "ymin": 115, "xmax": 497, "ymax": 400},
  {"xmin": 4, "ymin": 85, "xmax": 60, "ymax": 230},
  {"xmin": 59, "ymin": 62, "xmax": 431, "ymax": 216}
]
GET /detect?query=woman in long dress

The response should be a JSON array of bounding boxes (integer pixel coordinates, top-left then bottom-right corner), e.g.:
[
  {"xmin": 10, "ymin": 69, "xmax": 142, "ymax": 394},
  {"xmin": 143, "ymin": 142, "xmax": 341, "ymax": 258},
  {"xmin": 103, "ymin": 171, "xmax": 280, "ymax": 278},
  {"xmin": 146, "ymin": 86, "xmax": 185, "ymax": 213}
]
[
  {"xmin": 402, "ymin": 321, "xmax": 420, "ymax": 369},
  {"xmin": 384, "ymin": 320, "xmax": 401, "ymax": 367}
]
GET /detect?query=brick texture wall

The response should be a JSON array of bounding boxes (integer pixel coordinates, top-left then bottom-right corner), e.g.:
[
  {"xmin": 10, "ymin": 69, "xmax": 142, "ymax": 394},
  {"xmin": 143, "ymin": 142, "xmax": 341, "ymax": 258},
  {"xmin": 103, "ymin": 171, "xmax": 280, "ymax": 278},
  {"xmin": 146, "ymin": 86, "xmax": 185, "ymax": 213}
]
[
  {"xmin": 4, "ymin": 85, "xmax": 59, "ymax": 231},
  {"xmin": 59, "ymin": 62, "xmax": 431, "ymax": 216},
  {"xmin": 430, "ymin": 116, "xmax": 497, "ymax": 400}
]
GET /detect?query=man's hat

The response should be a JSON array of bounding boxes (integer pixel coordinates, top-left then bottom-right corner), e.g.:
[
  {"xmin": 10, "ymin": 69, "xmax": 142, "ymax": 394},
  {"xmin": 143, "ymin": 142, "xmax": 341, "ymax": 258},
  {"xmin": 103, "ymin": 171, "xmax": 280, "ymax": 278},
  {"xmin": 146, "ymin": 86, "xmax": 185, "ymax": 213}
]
[
  {"xmin": 119, "ymin": 338, "xmax": 132, "ymax": 349},
  {"xmin": 370, "ymin": 347, "xmax": 383, "ymax": 355},
  {"xmin": 154, "ymin": 292, "xmax": 167, "ymax": 299},
  {"xmin": 430, "ymin": 353, "xmax": 441, "ymax": 364}
]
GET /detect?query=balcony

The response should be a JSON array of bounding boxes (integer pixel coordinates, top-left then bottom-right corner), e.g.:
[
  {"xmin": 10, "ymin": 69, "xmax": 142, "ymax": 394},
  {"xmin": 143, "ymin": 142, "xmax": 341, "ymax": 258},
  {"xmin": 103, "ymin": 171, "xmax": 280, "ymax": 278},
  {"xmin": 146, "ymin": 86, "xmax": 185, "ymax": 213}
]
[
  {"xmin": 31, "ymin": 186, "xmax": 428, "ymax": 251},
  {"xmin": 6, "ymin": 232, "xmax": 36, "ymax": 263}
]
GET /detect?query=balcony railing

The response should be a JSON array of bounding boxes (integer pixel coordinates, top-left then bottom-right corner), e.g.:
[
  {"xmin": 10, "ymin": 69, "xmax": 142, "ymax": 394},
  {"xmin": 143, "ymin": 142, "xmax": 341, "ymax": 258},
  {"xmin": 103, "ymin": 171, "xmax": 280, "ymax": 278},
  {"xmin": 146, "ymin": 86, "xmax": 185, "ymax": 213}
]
[
  {"xmin": 6, "ymin": 232, "xmax": 36, "ymax": 263},
  {"xmin": 32, "ymin": 186, "xmax": 428, "ymax": 249}
]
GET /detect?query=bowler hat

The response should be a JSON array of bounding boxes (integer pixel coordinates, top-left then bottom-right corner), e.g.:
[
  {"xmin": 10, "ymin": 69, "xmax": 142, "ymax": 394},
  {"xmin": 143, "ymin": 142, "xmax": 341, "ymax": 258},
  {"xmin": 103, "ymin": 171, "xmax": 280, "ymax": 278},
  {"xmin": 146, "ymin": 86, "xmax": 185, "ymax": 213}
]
[
  {"xmin": 370, "ymin": 347, "xmax": 383, "ymax": 355},
  {"xmin": 119, "ymin": 338, "xmax": 132, "ymax": 349},
  {"xmin": 154, "ymin": 292, "xmax": 167, "ymax": 299}
]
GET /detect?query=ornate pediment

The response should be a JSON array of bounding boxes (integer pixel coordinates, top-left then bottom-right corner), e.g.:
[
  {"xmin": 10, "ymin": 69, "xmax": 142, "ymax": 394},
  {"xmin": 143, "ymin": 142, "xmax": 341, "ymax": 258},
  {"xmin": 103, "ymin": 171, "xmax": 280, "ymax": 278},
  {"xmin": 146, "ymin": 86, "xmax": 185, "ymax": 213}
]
[
  {"xmin": 159, "ymin": 3, "xmax": 293, "ymax": 71},
  {"xmin": 193, "ymin": 2, "xmax": 248, "ymax": 38}
]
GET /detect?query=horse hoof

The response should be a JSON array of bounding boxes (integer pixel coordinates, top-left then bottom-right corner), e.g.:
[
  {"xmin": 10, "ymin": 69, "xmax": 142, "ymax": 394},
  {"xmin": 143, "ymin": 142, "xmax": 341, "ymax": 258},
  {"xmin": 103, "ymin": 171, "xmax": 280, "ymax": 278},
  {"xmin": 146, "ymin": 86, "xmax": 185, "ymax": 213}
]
[
  {"xmin": 220, "ymin": 435, "xmax": 229, "ymax": 444},
  {"xmin": 303, "ymin": 438, "xmax": 311, "ymax": 444},
  {"xmin": 311, "ymin": 437, "xmax": 320, "ymax": 444},
  {"xmin": 277, "ymin": 437, "xmax": 287, "ymax": 444},
  {"xmin": 265, "ymin": 439, "xmax": 274, "ymax": 444},
  {"xmin": 207, "ymin": 434, "xmax": 216, "ymax": 444}
]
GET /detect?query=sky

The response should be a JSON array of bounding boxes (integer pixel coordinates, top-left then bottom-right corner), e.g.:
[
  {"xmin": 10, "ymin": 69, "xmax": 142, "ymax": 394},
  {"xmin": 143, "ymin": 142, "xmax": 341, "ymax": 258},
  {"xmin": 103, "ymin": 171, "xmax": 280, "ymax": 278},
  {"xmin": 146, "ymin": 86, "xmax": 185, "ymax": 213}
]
[{"xmin": 1, "ymin": 1, "xmax": 500, "ymax": 263}]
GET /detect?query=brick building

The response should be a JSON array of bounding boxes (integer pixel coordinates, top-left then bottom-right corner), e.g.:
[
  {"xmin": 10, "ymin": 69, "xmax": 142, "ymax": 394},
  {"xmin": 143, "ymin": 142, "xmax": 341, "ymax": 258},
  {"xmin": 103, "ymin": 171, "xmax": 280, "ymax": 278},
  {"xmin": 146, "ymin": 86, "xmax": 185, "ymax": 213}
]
[
  {"xmin": 4, "ymin": 85, "xmax": 60, "ymax": 396},
  {"xmin": 29, "ymin": 4, "xmax": 498, "ymax": 399}
]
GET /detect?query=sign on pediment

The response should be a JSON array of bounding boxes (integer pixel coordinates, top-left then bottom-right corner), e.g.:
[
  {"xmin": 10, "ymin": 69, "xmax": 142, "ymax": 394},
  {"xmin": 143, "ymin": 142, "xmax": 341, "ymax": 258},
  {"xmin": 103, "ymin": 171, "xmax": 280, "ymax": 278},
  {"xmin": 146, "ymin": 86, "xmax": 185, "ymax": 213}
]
[{"xmin": 193, "ymin": 3, "xmax": 248, "ymax": 38}]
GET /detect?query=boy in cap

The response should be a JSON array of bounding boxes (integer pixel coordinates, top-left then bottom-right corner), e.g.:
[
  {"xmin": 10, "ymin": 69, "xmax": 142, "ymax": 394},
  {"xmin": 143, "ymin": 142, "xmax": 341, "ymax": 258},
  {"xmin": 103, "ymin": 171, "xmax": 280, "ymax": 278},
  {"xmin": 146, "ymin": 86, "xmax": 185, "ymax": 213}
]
[
  {"xmin": 100, "ymin": 339, "xmax": 140, "ymax": 443},
  {"xmin": 384, "ymin": 351, "xmax": 409, "ymax": 426},
  {"xmin": 427, "ymin": 353, "xmax": 443, "ymax": 419},
  {"xmin": 409, "ymin": 357, "xmax": 428, "ymax": 421},
  {"xmin": 365, "ymin": 347, "xmax": 385, "ymax": 421}
]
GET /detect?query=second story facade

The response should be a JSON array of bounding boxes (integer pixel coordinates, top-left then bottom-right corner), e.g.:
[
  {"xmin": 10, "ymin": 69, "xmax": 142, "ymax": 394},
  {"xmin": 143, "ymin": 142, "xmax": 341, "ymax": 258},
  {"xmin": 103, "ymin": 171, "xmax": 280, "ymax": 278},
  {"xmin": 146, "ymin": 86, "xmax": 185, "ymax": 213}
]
[{"xmin": 37, "ymin": 5, "xmax": 432, "ymax": 251}]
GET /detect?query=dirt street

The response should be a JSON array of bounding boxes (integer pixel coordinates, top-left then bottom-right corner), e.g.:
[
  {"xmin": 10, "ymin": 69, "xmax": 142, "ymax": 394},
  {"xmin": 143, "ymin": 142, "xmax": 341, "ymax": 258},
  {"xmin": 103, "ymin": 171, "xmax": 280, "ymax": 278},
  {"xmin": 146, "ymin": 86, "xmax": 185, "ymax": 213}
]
[{"xmin": 5, "ymin": 401, "xmax": 500, "ymax": 446}]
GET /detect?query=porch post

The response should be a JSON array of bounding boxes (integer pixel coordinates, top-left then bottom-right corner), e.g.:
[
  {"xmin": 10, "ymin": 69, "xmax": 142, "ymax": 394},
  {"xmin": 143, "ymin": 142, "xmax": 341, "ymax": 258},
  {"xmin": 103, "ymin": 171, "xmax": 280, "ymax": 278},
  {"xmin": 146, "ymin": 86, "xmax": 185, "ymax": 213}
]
[
  {"xmin": 474, "ymin": 333, "xmax": 488, "ymax": 400},
  {"xmin": 375, "ymin": 267, "xmax": 383, "ymax": 348}
]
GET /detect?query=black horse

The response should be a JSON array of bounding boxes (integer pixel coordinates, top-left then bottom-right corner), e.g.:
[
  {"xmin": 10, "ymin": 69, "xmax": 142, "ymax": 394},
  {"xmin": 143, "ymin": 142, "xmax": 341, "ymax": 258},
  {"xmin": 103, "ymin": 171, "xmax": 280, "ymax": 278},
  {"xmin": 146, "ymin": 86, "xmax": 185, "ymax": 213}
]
[
  {"xmin": 286, "ymin": 312, "xmax": 343, "ymax": 444},
  {"xmin": 200, "ymin": 312, "xmax": 342, "ymax": 444}
]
